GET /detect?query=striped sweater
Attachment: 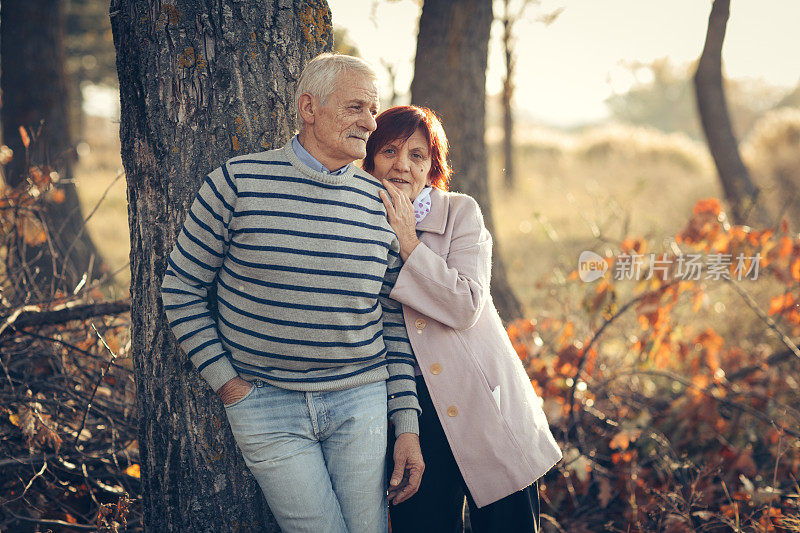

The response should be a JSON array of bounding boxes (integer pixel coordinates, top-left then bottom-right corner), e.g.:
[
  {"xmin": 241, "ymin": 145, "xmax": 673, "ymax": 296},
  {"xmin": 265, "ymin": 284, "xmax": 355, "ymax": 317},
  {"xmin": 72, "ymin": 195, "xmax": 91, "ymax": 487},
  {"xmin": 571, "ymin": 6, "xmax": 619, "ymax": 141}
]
[{"xmin": 160, "ymin": 140, "xmax": 420, "ymax": 435}]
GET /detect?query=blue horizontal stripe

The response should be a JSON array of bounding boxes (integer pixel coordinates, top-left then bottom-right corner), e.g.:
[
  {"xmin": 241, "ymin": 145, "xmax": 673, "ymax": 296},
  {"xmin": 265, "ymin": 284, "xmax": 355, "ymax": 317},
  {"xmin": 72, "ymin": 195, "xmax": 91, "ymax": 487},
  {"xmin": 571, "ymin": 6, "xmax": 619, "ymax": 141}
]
[
  {"xmin": 234, "ymin": 209, "xmax": 392, "ymax": 235},
  {"xmin": 204, "ymin": 174, "xmax": 234, "ymax": 213},
  {"xmin": 386, "ymin": 359, "xmax": 415, "ymax": 366},
  {"xmin": 170, "ymin": 310, "xmax": 212, "ymax": 328},
  {"xmin": 217, "ymin": 311, "xmax": 383, "ymax": 348},
  {"xmin": 387, "ymin": 375, "xmax": 416, "ymax": 382},
  {"xmin": 221, "ymin": 164, "xmax": 238, "ymax": 194},
  {"xmin": 383, "ymin": 336, "xmax": 410, "ymax": 343},
  {"xmin": 383, "ymin": 322, "xmax": 406, "ymax": 328},
  {"xmin": 220, "ymin": 330, "xmax": 385, "ymax": 363},
  {"xmin": 196, "ymin": 353, "xmax": 226, "ymax": 372},
  {"xmin": 168, "ymin": 257, "xmax": 212, "ymax": 287},
  {"xmin": 221, "ymin": 264, "xmax": 379, "ymax": 300},
  {"xmin": 183, "ymin": 227, "xmax": 225, "ymax": 258},
  {"xmin": 164, "ymin": 298, "xmax": 204, "ymax": 311},
  {"xmin": 162, "ymin": 286, "xmax": 203, "ymax": 297},
  {"xmin": 234, "ymin": 173, "xmax": 380, "ymax": 203},
  {"xmin": 389, "ymin": 390, "xmax": 418, "ymax": 399},
  {"xmin": 217, "ymin": 293, "xmax": 381, "ymax": 331},
  {"xmin": 352, "ymin": 173, "xmax": 381, "ymax": 190},
  {"xmin": 229, "ymin": 159, "xmax": 291, "ymax": 167},
  {"xmin": 175, "ymin": 241, "xmax": 217, "ymax": 272},
  {"xmin": 231, "ymin": 359, "xmax": 388, "ymax": 383},
  {"xmin": 231, "ymin": 227, "xmax": 391, "ymax": 250},
  {"xmin": 238, "ymin": 191, "xmax": 385, "ymax": 217},
  {"xmin": 217, "ymin": 274, "xmax": 380, "ymax": 314},
  {"xmin": 177, "ymin": 323, "xmax": 215, "ymax": 343},
  {"xmin": 227, "ymin": 254, "xmax": 384, "ymax": 282},
  {"xmin": 381, "ymin": 306, "xmax": 404, "ymax": 314},
  {"xmin": 196, "ymin": 193, "xmax": 227, "ymax": 226},
  {"xmin": 187, "ymin": 338, "xmax": 222, "ymax": 358},
  {"xmin": 188, "ymin": 210, "xmax": 224, "ymax": 242},
  {"xmin": 229, "ymin": 242, "xmax": 388, "ymax": 265}
]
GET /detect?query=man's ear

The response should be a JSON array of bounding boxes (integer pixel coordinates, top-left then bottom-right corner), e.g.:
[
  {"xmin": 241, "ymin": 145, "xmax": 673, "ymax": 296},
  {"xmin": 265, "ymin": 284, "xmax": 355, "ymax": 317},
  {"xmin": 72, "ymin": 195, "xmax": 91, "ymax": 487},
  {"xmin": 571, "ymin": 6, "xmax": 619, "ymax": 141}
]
[{"xmin": 298, "ymin": 93, "xmax": 315, "ymax": 126}]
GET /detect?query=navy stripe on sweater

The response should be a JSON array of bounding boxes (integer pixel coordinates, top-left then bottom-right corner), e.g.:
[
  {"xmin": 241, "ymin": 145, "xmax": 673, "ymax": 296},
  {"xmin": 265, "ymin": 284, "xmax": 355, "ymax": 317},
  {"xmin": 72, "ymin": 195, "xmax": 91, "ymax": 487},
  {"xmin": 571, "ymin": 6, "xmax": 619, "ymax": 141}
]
[
  {"xmin": 216, "ymin": 294, "xmax": 382, "ymax": 331},
  {"xmin": 220, "ymin": 264, "xmax": 379, "ymax": 299},
  {"xmin": 234, "ymin": 173, "xmax": 380, "ymax": 203},
  {"xmin": 229, "ymin": 242, "xmax": 388, "ymax": 265},
  {"xmin": 233, "ymin": 209, "xmax": 393, "ymax": 235},
  {"xmin": 231, "ymin": 359, "xmax": 389, "ymax": 383},
  {"xmin": 230, "ymin": 227, "xmax": 396, "ymax": 253},
  {"xmin": 219, "ymin": 330, "xmax": 387, "ymax": 363},
  {"xmin": 217, "ymin": 275, "xmax": 380, "ymax": 314},
  {"xmin": 217, "ymin": 311, "xmax": 384, "ymax": 348},
  {"xmin": 237, "ymin": 192, "xmax": 385, "ymax": 217}
]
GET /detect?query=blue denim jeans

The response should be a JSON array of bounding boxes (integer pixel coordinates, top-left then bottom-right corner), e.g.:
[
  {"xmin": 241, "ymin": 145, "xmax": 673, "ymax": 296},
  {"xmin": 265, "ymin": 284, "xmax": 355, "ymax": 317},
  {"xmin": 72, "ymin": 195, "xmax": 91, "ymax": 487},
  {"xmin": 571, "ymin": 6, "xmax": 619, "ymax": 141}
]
[{"xmin": 224, "ymin": 379, "xmax": 389, "ymax": 533}]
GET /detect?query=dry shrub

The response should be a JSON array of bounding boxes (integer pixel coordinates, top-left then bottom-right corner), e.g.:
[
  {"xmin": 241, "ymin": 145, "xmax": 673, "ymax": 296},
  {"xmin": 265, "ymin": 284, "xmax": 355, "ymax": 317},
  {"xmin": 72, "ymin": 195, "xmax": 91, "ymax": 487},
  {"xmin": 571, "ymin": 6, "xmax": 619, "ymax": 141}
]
[
  {"xmin": 574, "ymin": 123, "xmax": 710, "ymax": 174},
  {"xmin": 742, "ymin": 107, "xmax": 800, "ymax": 227},
  {"xmin": 511, "ymin": 198, "xmax": 800, "ymax": 531}
]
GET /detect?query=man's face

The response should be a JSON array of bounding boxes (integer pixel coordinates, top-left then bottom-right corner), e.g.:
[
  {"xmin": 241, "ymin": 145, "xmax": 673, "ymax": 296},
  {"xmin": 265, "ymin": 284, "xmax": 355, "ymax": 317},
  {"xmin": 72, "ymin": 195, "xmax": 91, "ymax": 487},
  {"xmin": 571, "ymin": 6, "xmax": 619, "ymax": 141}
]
[{"xmin": 309, "ymin": 72, "xmax": 379, "ymax": 169}]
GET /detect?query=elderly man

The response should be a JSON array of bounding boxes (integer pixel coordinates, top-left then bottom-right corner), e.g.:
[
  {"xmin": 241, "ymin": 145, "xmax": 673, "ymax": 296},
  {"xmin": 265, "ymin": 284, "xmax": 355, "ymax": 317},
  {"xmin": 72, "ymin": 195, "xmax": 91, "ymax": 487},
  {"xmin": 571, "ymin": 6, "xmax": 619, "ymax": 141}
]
[{"xmin": 160, "ymin": 54, "xmax": 423, "ymax": 533}]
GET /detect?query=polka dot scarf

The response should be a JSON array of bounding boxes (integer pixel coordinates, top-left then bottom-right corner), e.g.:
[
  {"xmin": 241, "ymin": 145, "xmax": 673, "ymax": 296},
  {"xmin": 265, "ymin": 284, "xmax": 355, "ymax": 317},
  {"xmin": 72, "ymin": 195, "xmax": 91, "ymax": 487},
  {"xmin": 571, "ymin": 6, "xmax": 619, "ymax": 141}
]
[{"xmin": 413, "ymin": 186, "xmax": 432, "ymax": 225}]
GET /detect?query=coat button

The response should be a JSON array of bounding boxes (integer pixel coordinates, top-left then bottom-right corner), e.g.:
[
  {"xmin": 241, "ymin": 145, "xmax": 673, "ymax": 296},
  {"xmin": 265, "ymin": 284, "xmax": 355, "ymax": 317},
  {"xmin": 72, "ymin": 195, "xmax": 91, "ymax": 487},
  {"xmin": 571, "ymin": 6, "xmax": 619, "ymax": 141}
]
[
  {"xmin": 446, "ymin": 406, "xmax": 458, "ymax": 417},
  {"xmin": 414, "ymin": 318, "xmax": 427, "ymax": 330},
  {"xmin": 430, "ymin": 363, "xmax": 441, "ymax": 375}
]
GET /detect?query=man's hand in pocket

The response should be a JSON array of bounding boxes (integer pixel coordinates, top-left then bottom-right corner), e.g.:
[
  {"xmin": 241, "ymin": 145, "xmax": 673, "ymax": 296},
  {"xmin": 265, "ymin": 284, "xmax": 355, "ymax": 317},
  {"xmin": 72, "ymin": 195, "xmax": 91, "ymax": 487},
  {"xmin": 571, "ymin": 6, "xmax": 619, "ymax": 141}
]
[{"xmin": 218, "ymin": 376, "xmax": 253, "ymax": 406}]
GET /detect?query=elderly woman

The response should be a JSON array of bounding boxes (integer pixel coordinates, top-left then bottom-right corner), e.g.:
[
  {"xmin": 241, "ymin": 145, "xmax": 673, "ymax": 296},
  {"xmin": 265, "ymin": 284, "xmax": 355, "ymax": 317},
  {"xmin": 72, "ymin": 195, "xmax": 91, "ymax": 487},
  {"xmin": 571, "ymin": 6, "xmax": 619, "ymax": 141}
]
[{"xmin": 363, "ymin": 106, "xmax": 562, "ymax": 532}]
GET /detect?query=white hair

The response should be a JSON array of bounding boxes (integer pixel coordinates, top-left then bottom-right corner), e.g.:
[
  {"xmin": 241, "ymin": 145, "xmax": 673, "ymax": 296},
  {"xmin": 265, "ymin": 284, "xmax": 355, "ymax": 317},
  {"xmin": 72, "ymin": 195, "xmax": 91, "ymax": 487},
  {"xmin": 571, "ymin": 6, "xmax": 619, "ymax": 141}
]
[{"xmin": 295, "ymin": 53, "xmax": 377, "ymax": 128}]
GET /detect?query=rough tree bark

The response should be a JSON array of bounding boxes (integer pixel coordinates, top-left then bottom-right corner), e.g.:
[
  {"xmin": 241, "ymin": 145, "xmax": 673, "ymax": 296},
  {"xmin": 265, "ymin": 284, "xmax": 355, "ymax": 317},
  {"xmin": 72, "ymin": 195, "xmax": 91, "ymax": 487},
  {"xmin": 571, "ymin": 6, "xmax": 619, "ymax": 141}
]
[
  {"xmin": 411, "ymin": 0, "xmax": 523, "ymax": 322},
  {"xmin": 110, "ymin": 1, "xmax": 331, "ymax": 530},
  {"xmin": 694, "ymin": 0, "xmax": 766, "ymax": 225},
  {"xmin": 1, "ymin": 0, "xmax": 105, "ymax": 299}
]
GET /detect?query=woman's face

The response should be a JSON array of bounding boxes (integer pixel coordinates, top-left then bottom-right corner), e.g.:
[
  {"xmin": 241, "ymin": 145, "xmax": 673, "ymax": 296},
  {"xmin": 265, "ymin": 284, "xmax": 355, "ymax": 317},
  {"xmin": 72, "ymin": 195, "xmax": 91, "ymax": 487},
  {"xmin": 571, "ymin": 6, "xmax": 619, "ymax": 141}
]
[{"xmin": 370, "ymin": 128, "xmax": 432, "ymax": 201}]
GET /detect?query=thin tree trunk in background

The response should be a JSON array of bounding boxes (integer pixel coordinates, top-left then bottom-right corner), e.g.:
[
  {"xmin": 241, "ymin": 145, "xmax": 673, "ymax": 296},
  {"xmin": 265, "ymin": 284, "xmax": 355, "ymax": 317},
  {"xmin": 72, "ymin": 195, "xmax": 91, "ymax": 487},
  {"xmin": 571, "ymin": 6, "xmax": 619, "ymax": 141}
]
[
  {"xmin": 502, "ymin": 0, "xmax": 515, "ymax": 189},
  {"xmin": 1, "ymin": 0, "xmax": 105, "ymax": 299},
  {"xmin": 110, "ymin": 1, "xmax": 331, "ymax": 530},
  {"xmin": 411, "ymin": 0, "xmax": 524, "ymax": 322},
  {"xmin": 694, "ymin": 0, "xmax": 766, "ymax": 225}
]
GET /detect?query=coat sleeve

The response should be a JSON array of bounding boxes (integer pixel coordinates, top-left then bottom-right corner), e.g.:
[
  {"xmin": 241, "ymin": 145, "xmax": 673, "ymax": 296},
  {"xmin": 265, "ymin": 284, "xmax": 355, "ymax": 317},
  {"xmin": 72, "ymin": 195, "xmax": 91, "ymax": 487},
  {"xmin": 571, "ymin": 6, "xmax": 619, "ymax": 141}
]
[
  {"xmin": 160, "ymin": 163, "xmax": 239, "ymax": 392},
  {"xmin": 390, "ymin": 195, "xmax": 492, "ymax": 331}
]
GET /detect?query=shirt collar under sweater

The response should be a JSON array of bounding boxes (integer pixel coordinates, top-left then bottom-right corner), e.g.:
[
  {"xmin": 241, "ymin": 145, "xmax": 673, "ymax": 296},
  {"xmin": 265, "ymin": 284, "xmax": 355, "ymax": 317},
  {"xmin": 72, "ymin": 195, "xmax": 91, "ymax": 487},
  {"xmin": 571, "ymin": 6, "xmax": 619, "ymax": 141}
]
[
  {"xmin": 283, "ymin": 140, "xmax": 358, "ymax": 185},
  {"xmin": 291, "ymin": 135, "xmax": 350, "ymax": 176}
]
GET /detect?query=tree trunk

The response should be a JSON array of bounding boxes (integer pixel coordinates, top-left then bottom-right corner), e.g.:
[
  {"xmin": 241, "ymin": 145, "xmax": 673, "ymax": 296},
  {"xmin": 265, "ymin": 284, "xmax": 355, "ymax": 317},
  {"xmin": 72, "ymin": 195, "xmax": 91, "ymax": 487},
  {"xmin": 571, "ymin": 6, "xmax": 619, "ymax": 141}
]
[
  {"xmin": 694, "ymin": 0, "xmax": 766, "ymax": 225},
  {"xmin": 110, "ymin": 1, "xmax": 331, "ymax": 530},
  {"xmin": 1, "ymin": 0, "xmax": 105, "ymax": 299},
  {"xmin": 502, "ymin": 0, "xmax": 515, "ymax": 189},
  {"xmin": 411, "ymin": 0, "xmax": 523, "ymax": 322}
]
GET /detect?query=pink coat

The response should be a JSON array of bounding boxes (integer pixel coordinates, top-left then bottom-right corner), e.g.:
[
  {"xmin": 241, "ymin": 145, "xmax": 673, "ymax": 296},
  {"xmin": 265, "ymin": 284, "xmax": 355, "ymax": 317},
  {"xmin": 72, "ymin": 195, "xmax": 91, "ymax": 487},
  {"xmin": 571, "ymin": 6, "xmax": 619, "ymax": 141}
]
[{"xmin": 390, "ymin": 187, "xmax": 562, "ymax": 508}]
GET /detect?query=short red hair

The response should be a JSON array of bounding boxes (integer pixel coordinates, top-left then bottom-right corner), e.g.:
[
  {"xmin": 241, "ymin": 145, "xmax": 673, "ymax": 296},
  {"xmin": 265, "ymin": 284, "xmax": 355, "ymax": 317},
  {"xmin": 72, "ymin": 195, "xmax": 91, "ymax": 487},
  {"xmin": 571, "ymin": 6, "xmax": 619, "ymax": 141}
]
[{"xmin": 363, "ymin": 106, "xmax": 451, "ymax": 191}]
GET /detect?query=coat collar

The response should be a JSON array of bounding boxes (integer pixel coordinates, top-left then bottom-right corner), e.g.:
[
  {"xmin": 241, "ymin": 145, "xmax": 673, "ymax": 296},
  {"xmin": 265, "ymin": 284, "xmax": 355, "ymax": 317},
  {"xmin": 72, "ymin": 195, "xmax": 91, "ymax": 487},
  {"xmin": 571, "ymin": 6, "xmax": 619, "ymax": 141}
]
[{"xmin": 415, "ymin": 187, "xmax": 449, "ymax": 234}]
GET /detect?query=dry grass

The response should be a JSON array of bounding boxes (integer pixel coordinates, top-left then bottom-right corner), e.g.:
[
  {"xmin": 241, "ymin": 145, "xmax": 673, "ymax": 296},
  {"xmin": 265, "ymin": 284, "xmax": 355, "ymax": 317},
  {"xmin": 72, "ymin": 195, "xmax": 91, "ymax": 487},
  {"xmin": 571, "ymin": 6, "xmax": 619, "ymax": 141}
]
[
  {"xmin": 485, "ymin": 123, "xmax": 720, "ymax": 315},
  {"xmin": 73, "ymin": 115, "xmax": 129, "ymax": 295}
]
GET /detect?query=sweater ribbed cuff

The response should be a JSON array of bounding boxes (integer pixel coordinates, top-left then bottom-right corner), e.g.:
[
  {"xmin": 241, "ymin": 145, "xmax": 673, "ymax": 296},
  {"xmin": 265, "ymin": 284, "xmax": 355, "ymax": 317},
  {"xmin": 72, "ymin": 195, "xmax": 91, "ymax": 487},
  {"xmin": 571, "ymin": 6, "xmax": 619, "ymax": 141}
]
[
  {"xmin": 199, "ymin": 357, "xmax": 240, "ymax": 392},
  {"xmin": 391, "ymin": 409, "xmax": 420, "ymax": 438}
]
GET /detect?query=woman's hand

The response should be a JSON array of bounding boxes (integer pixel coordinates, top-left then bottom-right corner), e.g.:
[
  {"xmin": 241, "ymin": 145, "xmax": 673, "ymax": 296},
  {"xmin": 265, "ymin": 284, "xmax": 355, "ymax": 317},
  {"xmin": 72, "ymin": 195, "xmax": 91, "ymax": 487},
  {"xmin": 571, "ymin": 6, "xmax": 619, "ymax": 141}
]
[{"xmin": 379, "ymin": 180, "xmax": 421, "ymax": 261}]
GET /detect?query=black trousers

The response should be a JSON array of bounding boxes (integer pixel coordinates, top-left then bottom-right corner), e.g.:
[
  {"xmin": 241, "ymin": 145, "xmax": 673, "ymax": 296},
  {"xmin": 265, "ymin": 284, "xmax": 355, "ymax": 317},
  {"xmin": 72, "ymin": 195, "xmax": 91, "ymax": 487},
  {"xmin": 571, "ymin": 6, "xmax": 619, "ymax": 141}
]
[{"xmin": 389, "ymin": 377, "xmax": 540, "ymax": 533}]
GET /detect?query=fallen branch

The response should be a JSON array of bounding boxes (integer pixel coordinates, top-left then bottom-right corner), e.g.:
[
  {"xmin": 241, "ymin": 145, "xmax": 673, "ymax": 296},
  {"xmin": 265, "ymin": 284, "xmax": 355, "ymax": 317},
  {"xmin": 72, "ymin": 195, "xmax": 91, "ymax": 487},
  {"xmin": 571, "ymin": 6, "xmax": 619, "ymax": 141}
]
[{"xmin": 0, "ymin": 299, "xmax": 130, "ymax": 332}]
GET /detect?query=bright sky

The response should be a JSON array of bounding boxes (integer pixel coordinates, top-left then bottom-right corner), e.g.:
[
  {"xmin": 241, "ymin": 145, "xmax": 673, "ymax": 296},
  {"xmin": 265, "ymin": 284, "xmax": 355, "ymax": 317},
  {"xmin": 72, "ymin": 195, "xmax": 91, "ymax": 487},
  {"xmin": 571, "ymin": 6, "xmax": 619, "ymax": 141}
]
[{"xmin": 329, "ymin": 0, "xmax": 800, "ymax": 127}]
